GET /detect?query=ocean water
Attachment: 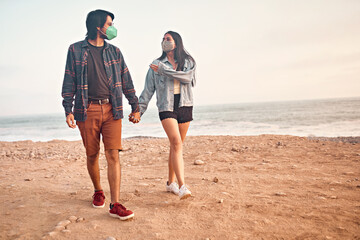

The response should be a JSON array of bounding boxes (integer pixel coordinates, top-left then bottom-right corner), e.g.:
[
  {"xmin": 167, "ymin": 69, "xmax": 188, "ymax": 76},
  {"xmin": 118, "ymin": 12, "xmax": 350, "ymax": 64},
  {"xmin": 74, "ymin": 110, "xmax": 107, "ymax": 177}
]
[{"xmin": 0, "ymin": 97, "xmax": 359, "ymax": 142}]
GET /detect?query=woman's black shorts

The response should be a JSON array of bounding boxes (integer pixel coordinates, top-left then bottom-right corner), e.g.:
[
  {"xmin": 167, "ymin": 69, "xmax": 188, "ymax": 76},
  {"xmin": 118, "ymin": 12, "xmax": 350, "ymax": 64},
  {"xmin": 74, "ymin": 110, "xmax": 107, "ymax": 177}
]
[{"xmin": 159, "ymin": 94, "xmax": 193, "ymax": 123}]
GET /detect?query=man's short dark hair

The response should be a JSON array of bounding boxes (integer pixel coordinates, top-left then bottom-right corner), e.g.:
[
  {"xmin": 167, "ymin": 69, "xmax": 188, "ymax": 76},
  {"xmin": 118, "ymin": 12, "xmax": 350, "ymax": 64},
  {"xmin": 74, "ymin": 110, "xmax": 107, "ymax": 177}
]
[{"xmin": 86, "ymin": 9, "xmax": 115, "ymax": 40}]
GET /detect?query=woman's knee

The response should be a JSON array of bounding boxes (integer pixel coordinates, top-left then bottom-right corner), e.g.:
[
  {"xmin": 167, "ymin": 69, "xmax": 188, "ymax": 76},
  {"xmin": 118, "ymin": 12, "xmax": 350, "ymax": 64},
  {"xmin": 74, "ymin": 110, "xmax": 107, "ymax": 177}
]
[{"xmin": 169, "ymin": 137, "xmax": 182, "ymax": 150}]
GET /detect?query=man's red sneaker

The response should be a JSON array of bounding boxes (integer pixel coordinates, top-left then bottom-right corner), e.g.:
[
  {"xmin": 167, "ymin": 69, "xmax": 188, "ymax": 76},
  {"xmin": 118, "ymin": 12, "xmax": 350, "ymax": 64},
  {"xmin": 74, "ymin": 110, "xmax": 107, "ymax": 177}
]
[
  {"xmin": 92, "ymin": 190, "xmax": 105, "ymax": 208},
  {"xmin": 109, "ymin": 203, "xmax": 134, "ymax": 220}
]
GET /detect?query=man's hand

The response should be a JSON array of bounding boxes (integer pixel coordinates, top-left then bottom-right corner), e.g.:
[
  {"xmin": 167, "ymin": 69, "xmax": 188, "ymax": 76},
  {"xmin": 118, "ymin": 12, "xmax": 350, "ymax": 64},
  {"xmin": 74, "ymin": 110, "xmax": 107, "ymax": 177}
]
[
  {"xmin": 66, "ymin": 113, "xmax": 76, "ymax": 128},
  {"xmin": 128, "ymin": 112, "xmax": 140, "ymax": 124}
]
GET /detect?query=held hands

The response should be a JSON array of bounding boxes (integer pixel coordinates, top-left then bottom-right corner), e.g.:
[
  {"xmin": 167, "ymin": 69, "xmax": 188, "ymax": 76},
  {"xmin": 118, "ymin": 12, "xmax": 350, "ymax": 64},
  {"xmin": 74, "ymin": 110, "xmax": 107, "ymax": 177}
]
[
  {"xmin": 67, "ymin": 112, "xmax": 140, "ymax": 126},
  {"xmin": 128, "ymin": 112, "xmax": 141, "ymax": 124},
  {"xmin": 66, "ymin": 113, "xmax": 76, "ymax": 129}
]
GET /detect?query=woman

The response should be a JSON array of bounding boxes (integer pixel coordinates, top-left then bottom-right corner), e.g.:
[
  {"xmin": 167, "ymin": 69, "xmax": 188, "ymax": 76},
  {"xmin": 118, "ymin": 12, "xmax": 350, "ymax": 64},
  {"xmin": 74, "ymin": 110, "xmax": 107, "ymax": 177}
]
[{"xmin": 136, "ymin": 31, "xmax": 196, "ymax": 200}]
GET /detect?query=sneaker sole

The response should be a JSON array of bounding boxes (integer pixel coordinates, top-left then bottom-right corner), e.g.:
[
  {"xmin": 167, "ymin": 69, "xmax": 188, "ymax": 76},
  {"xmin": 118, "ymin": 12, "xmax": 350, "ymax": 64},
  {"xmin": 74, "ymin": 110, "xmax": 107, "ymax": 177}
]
[
  {"xmin": 166, "ymin": 189, "xmax": 179, "ymax": 195},
  {"xmin": 109, "ymin": 212, "xmax": 134, "ymax": 221},
  {"xmin": 180, "ymin": 193, "xmax": 191, "ymax": 200},
  {"xmin": 92, "ymin": 203, "xmax": 105, "ymax": 208}
]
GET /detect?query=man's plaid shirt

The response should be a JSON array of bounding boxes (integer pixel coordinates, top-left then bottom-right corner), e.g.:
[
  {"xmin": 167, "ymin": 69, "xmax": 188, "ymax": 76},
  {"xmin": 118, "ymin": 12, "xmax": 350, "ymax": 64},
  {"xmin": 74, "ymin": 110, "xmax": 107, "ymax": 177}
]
[{"xmin": 61, "ymin": 39, "xmax": 139, "ymax": 121}]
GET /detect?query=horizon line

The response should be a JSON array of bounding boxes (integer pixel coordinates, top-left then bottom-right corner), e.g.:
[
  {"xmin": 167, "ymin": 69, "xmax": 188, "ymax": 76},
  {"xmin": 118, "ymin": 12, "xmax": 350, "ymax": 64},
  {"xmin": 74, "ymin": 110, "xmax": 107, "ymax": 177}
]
[{"xmin": 0, "ymin": 95, "xmax": 359, "ymax": 118}]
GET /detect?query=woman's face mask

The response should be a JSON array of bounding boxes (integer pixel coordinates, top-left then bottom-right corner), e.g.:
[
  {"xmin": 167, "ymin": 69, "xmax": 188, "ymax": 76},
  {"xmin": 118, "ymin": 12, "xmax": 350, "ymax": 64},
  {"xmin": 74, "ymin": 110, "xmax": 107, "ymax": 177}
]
[{"xmin": 162, "ymin": 40, "xmax": 175, "ymax": 52}]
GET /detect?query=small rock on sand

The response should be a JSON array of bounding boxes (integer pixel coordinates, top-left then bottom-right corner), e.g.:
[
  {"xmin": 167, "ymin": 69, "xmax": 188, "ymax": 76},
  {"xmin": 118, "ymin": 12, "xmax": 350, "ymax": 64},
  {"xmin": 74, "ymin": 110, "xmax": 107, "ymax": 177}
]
[
  {"xmin": 48, "ymin": 232, "xmax": 57, "ymax": 237},
  {"xmin": 76, "ymin": 217, "xmax": 85, "ymax": 222},
  {"xmin": 106, "ymin": 237, "xmax": 116, "ymax": 240},
  {"xmin": 213, "ymin": 177, "xmax": 219, "ymax": 183},
  {"xmin": 68, "ymin": 216, "xmax": 77, "ymax": 222},
  {"xmin": 231, "ymin": 147, "xmax": 240, "ymax": 152},
  {"xmin": 194, "ymin": 160, "xmax": 204, "ymax": 165},
  {"xmin": 57, "ymin": 220, "xmax": 71, "ymax": 227},
  {"xmin": 54, "ymin": 226, "xmax": 65, "ymax": 231},
  {"xmin": 134, "ymin": 189, "xmax": 140, "ymax": 196},
  {"xmin": 275, "ymin": 192, "xmax": 287, "ymax": 196}
]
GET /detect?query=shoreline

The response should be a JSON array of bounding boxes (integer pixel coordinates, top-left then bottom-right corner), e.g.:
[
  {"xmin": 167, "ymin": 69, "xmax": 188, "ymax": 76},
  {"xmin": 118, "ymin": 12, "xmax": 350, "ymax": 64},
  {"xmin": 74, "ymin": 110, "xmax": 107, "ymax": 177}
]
[{"xmin": 2, "ymin": 134, "xmax": 360, "ymax": 144}]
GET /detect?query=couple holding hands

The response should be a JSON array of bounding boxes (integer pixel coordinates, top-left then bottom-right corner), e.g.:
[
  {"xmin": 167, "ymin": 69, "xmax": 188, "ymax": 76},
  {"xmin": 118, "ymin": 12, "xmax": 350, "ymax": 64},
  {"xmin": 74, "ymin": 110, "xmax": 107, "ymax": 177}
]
[{"xmin": 61, "ymin": 9, "xmax": 196, "ymax": 221}]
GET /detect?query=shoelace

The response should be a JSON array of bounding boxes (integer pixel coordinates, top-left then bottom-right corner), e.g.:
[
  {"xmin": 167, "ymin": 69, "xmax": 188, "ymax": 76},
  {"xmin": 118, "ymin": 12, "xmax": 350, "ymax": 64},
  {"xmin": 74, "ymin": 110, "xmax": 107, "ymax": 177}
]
[
  {"xmin": 119, "ymin": 203, "xmax": 126, "ymax": 210},
  {"xmin": 181, "ymin": 185, "xmax": 189, "ymax": 190},
  {"xmin": 181, "ymin": 185, "xmax": 192, "ymax": 195},
  {"xmin": 168, "ymin": 182, "xmax": 179, "ymax": 190},
  {"xmin": 113, "ymin": 203, "xmax": 127, "ymax": 212}
]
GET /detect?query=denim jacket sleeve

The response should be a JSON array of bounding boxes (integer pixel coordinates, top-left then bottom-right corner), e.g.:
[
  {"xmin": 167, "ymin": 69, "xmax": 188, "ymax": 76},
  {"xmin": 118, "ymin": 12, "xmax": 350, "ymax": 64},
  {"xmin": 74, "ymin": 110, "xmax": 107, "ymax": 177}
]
[
  {"xmin": 139, "ymin": 67, "xmax": 156, "ymax": 116},
  {"xmin": 61, "ymin": 45, "xmax": 76, "ymax": 117},
  {"xmin": 157, "ymin": 59, "xmax": 196, "ymax": 86}
]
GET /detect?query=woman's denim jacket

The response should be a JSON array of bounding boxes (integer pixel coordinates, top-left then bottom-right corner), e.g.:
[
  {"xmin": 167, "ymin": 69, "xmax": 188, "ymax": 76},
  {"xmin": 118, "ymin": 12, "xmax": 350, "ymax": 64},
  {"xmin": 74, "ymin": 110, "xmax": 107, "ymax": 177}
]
[{"xmin": 139, "ymin": 57, "xmax": 196, "ymax": 115}]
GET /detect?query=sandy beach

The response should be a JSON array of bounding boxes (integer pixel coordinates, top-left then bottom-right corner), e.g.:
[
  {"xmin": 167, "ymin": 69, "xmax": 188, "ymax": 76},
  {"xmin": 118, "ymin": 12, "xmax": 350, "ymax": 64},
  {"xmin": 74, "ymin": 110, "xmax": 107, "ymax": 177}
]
[{"xmin": 0, "ymin": 135, "xmax": 359, "ymax": 240}]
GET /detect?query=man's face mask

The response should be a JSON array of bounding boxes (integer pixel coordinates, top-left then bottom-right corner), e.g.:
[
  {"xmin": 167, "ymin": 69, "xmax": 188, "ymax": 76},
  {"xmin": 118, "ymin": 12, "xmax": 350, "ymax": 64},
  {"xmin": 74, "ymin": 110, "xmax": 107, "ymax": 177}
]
[{"xmin": 99, "ymin": 25, "xmax": 117, "ymax": 40}]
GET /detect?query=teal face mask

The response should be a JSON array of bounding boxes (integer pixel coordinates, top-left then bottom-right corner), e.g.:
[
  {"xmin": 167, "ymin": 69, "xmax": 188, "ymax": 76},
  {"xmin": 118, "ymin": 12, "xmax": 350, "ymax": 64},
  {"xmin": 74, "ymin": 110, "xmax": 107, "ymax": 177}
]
[
  {"xmin": 105, "ymin": 26, "xmax": 117, "ymax": 40},
  {"xmin": 99, "ymin": 26, "xmax": 117, "ymax": 40}
]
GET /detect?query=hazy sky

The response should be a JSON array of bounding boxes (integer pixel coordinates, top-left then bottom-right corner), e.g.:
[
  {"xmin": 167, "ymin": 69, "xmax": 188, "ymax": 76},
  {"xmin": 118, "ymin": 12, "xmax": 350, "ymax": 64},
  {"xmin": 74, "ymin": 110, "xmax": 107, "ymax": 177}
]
[{"xmin": 0, "ymin": 0, "xmax": 359, "ymax": 116}]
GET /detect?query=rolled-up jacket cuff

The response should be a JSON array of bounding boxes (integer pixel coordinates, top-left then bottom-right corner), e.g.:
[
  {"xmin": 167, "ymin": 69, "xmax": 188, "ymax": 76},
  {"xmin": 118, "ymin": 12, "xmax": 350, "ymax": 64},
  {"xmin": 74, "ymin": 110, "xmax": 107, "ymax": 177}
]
[{"xmin": 157, "ymin": 62, "xmax": 167, "ymax": 75}]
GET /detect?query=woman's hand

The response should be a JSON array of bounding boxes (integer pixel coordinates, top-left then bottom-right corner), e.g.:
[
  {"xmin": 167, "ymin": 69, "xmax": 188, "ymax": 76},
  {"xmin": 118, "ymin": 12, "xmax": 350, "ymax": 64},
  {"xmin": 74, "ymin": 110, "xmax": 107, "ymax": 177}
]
[{"xmin": 150, "ymin": 64, "xmax": 159, "ymax": 72}]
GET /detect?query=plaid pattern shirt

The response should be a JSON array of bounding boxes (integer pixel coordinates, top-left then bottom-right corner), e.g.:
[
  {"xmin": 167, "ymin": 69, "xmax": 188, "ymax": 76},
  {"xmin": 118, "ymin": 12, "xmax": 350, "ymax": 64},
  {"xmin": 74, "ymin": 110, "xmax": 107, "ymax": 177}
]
[{"xmin": 61, "ymin": 39, "xmax": 139, "ymax": 121}]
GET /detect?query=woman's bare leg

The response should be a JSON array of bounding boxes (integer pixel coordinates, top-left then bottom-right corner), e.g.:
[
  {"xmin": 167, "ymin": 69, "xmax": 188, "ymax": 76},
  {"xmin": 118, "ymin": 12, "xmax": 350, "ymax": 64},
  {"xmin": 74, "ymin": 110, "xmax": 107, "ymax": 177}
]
[
  {"xmin": 162, "ymin": 118, "xmax": 185, "ymax": 187},
  {"xmin": 168, "ymin": 150, "xmax": 176, "ymax": 184},
  {"xmin": 178, "ymin": 122, "xmax": 190, "ymax": 142},
  {"xmin": 167, "ymin": 121, "xmax": 190, "ymax": 184}
]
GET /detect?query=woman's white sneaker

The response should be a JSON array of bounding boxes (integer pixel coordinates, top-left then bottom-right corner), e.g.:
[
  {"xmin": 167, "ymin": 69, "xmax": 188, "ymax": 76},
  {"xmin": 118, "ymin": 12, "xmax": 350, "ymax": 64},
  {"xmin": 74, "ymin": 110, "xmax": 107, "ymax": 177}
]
[
  {"xmin": 166, "ymin": 182, "xmax": 179, "ymax": 195},
  {"xmin": 179, "ymin": 185, "xmax": 191, "ymax": 200}
]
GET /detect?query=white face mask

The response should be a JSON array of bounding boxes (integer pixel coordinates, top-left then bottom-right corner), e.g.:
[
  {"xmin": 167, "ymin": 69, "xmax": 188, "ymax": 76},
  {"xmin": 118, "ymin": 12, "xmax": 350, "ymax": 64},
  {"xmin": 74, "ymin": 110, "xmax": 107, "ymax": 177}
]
[{"xmin": 162, "ymin": 40, "xmax": 175, "ymax": 52}]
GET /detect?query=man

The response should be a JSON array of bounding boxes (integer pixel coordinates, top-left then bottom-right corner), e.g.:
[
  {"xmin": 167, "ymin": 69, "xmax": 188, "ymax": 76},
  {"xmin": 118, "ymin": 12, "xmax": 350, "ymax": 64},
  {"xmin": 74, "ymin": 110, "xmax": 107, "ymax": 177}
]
[{"xmin": 61, "ymin": 9, "xmax": 140, "ymax": 221}]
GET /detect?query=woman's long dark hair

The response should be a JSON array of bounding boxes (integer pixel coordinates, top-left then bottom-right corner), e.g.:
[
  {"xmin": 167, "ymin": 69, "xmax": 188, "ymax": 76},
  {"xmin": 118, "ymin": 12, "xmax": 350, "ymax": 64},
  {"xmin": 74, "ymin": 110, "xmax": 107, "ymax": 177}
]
[{"xmin": 157, "ymin": 31, "xmax": 196, "ymax": 71}]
